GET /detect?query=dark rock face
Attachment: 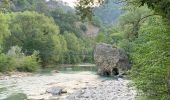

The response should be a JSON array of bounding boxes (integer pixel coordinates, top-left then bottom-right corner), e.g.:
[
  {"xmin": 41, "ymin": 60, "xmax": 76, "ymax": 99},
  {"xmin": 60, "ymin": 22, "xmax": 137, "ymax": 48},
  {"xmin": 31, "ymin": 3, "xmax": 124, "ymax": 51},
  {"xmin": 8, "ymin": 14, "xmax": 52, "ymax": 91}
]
[{"xmin": 94, "ymin": 43, "xmax": 130, "ymax": 76}]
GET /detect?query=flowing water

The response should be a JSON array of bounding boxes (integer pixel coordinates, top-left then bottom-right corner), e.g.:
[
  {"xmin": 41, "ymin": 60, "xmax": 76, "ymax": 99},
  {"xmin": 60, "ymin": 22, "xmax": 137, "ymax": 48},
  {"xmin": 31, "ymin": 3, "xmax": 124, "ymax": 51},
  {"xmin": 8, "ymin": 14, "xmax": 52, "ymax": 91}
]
[{"xmin": 0, "ymin": 65, "xmax": 136, "ymax": 100}]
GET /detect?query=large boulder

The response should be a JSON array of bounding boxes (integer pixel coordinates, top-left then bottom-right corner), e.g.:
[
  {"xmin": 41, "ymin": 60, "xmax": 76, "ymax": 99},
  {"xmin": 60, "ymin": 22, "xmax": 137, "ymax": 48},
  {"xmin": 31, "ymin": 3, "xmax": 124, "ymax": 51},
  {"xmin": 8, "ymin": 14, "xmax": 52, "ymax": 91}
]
[{"xmin": 94, "ymin": 43, "xmax": 130, "ymax": 76}]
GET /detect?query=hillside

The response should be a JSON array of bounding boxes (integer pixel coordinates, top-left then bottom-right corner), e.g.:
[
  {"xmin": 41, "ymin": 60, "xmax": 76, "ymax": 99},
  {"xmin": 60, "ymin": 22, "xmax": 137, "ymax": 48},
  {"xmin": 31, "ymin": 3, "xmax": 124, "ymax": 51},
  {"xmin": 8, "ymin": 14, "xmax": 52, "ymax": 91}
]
[{"xmin": 94, "ymin": 0, "xmax": 123, "ymax": 25}]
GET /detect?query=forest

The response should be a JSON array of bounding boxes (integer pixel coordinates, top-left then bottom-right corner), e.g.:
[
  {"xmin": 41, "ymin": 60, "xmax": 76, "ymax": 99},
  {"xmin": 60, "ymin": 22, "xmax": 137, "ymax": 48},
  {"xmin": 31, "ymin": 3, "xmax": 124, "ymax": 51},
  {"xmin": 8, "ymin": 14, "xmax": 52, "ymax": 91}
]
[
  {"xmin": 0, "ymin": 0, "xmax": 99, "ymax": 72},
  {"xmin": 0, "ymin": 0, "xmax": 170, "ymax": 100},
  {"xmin": 76, "ymin": 0, "xmax": 170, "ymax": 99}
]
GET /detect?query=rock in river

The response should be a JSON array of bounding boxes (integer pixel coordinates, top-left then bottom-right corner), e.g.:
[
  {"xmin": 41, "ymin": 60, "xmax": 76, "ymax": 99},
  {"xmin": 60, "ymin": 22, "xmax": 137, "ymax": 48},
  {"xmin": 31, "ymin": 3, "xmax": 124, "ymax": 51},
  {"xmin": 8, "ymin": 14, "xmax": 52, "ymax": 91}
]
[
  {"xmin": 46, "ymin": 87, "xmax": 67, "ymax": 95},
  {"xmin": 94, "ymin": 43, "xmax": 130, "ymax": 76}
]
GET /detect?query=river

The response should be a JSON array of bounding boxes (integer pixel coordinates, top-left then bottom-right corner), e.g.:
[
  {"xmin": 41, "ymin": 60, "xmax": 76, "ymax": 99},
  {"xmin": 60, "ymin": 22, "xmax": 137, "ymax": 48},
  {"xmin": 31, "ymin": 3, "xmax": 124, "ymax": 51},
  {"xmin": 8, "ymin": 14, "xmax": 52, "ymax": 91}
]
[{"xmin": 0, "ymin": 65, "xmax": 136, "ymax": 100}]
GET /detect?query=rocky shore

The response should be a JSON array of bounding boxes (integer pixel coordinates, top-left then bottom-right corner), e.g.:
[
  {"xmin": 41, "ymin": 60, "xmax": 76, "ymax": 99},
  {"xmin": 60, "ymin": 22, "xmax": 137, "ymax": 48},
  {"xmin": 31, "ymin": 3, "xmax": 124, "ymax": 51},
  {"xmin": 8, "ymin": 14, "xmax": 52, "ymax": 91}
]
[
  {"xmin": 0, "ymin": 72, "xmax": 33, "ymax": 80},
  {"xmin": 0, "ymin": 72, "xmax": 136, "ymax": 100},
  {"xmin": 60, "ymin": 78, "xmax": 136, "ymax": 100}
]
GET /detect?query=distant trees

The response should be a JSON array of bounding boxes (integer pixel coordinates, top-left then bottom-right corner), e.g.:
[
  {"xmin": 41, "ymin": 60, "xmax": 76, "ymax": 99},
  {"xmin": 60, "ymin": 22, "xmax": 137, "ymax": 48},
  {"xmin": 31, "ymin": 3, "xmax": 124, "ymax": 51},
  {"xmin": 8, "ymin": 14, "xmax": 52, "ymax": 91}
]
[
  {"xmin": 94, "ymin": 0, "xmax": 122, "ymax": 25},
  {"xmin": 132, "ymin": 0, "xmax": 170, "ymax": 19},
  {"xmin": 119, "ymin": 6, "xmax": 153, "ymax": 40},
  {"xmin": 50, "ymin": 9, "xmax": 83, "ymax": 37},
  {"xmin": 64, "ymin": 32, "xmax": 81, "ymax": 64},
  {"xmin": 3, "ymin": 11, "xmax": 60, "ymax": 65},
  {"xmin": 2, "ymin": 11, "xmax": 94, "ymax": 65},
  {"xmin": 0, "ymin": 12, "xmax": 10, "ymax": 45},
  {"xmin": 0, "ymin": 0, "xmax": 96, "ymax": 73}
]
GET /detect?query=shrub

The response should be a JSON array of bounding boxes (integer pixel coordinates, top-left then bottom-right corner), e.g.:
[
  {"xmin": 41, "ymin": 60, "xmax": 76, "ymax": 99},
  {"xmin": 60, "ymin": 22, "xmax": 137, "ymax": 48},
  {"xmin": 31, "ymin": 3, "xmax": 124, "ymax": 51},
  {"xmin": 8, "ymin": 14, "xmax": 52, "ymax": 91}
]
[
  {"xmin": 0, "ymin": 53, "xmax": 15, "ymax": 72},
  {"xmin": 17, "ymin": 51, "xmax": 40, "ymax": 72},
  {"xmin": 0, "ymin": 46, "xmax": 40, "ymax": 72}
]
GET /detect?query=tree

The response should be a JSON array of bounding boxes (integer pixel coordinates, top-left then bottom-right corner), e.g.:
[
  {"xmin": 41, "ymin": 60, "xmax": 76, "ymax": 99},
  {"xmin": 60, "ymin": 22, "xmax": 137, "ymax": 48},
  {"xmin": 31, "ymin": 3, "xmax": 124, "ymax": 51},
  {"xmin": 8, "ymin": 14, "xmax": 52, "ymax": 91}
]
[
  {"xmin": 0, "ymin": 0, "xmax": 10, "ymax": 13},
  {"xmin": 76, "ymin": 0, "xmax": 170, "ymax": 99},
  {"xmin": 0, "ymin": 13, "xmax": 10, "ymax": 45},
  {"xmin": 132, "ymin": 0, "xmax": 170, "ymax": 19},
  {"xmin": 76, "ymin": 0, "xmax": 170, "ymax": 21},
  {"xmin": 63, "ymin": 32, "xmax": 81, "ymax": 64},
  {"xmin": 4, "ymin": 11, "xmax": 60, "ymax": 65},
  {"xmin": 130, "ymin": 16, "xmax": 170, "ymax": 99},
  {"xmin": 119, "ymin": 5, "xmax": 153, "ymax": 40},
  {"xmin": 50, "ymin": 8, "xmax": 83, "ymax": 37}
]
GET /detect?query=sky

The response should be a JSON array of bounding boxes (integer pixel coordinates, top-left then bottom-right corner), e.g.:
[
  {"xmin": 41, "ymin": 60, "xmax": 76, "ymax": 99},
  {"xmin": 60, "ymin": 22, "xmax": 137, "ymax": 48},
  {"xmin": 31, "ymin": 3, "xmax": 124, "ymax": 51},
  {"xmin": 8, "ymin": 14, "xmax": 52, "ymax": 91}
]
[{"xmin": 60, "ymin": 0, "xmax": 77, "ymax": 7}]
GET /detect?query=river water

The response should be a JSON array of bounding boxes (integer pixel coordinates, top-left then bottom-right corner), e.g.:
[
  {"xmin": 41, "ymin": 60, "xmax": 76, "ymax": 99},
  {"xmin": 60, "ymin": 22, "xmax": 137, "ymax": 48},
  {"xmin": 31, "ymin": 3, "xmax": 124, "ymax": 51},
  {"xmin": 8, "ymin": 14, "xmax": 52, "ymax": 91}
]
[{"xmin": 0, "ymin": 65, "xmax": 136, "ymax": 100}]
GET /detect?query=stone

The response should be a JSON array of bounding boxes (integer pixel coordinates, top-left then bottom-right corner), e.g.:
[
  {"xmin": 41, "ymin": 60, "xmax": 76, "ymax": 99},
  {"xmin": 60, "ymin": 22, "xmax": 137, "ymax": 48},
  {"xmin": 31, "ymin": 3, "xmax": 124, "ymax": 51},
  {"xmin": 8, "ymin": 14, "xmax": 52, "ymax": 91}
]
[
  {"xmin": 46, "ymin": 87, "xmax": 66, "ymax": 95},
  {"xmin": 51, "ymin": 70, "xmax": 59, "ymax": 73},
  {"xmin": 94, "ymin": 43, "xmax": 130, "ymax": 76}
]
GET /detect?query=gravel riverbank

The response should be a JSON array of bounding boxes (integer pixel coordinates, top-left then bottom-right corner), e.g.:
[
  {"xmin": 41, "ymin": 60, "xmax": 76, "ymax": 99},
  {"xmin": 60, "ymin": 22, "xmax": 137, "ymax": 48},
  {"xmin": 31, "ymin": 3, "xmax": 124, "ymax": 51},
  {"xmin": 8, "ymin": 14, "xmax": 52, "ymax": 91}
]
[{"xmin": 0, "ymin": 72, "xmax": 136, "ymax": 100}]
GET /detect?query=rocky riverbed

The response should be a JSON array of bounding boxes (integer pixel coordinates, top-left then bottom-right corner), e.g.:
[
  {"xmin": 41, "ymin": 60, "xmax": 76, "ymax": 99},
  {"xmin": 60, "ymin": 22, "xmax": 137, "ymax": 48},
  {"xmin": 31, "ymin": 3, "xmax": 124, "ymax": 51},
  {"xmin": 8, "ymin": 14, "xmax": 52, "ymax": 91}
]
[{"xmin": 0, "ymin": 71, "xmax": 136, "ymax": 100}]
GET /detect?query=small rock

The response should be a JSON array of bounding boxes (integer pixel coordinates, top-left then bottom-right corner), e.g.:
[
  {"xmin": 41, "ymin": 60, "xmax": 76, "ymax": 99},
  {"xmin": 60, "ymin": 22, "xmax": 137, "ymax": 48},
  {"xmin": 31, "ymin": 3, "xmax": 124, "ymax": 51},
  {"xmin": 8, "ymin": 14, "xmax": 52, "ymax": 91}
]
[
  {"xmin": 118, "ymin": 75, "xmax": 124, "ymax": 78},
  {"xmin": 82, "ymin": 87, "xmax": 87, "ymax": 89},
  {"xmin": 46, "ymin": 87, "xmax": 64, "ymax": 95},
  {"xmin": 52, "ymin": 70, "xmax": 59, "ymax": 73}
]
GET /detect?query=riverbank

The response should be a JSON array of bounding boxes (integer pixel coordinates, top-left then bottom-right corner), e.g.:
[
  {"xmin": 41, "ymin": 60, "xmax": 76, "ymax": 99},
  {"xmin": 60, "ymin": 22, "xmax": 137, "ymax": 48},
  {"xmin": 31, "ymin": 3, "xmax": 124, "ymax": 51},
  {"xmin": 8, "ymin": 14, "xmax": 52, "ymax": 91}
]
[
  {"xmin": 0, "ymin": 72, "xmax": 33, "ymax": 80},
  {"xmin": 0, "ymin": 64, "xmax": 96, "ymax": 79},
  {"xmin": 0, "ymin": 71, "xmax": 136, "ymax": 100}
]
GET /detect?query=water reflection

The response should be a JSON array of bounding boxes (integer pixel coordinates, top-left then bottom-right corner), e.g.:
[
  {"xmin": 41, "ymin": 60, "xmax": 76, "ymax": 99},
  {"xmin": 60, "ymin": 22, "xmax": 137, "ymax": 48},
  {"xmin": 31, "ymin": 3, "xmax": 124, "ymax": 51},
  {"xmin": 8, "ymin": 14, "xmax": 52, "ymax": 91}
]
[{"xmin": 40, "ymin": 65, "xmax": 97, "ymax": 74}]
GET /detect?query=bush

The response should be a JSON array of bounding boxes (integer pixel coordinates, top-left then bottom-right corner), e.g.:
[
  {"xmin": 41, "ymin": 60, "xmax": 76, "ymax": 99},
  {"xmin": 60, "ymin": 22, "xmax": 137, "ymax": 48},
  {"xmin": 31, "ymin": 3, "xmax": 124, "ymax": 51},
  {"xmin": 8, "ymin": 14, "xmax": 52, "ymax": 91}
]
[
  {"xmin": 0, "ymin": 46, "xmax": 40, "ymax": 73},
  {"xmin": 0, "ymin": 53, "xmax": 15, "ymax": 72},
  {"xmin": 17, "ymin": 51, "xmax": 40, "ymax": 72}
]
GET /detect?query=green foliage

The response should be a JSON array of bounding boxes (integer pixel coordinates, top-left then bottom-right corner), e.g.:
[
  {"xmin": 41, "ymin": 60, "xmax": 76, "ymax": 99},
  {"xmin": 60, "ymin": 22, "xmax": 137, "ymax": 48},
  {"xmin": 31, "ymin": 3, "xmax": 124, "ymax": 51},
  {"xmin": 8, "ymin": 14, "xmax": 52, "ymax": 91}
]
[
  {"xmin": 0, "ymin": 46, "xmax": 40, "ymax": 72},
  {"xmin": 50, "ymin": 8, "xmax": 83, "ymax": 37},
  {"xmin": 0, "ymin": 53, "xmax": 15, "ymax": 72},
  {"xmin": 119, "ymin": 6, "xmax": 152, "ymax": 40},
  {"xmin": 135, "ymin": 0, "xmax": 170, "ymax": 19},
  {"xmin": 63, "ymin": 32, "xmax": 81, "ymax": 64},
  {"xmin": 130, "ymin": 16, "xmax": 170, "ymax": 99},
  {"xmin": 0, "ymin": 12, "xmax": 10, "ymax": 45},
  {"xmin": 0, "ymin": 0, "xmax": 97, "ymax": 73},
  {"xmin": 78, "ymin": 37, "xmax": 95, "ymax": 63},
  {"xmin": 75, "ymin": 0, "xmax": 95, "ymax": 20},
  {"xmin": 76, "ymin": 0, "xmax": 170, "ymax": 99},
  {"xmin": 96, "ymin": 32, "xmax": 106, "ymax": 43},
  {"xmin": 7, "ymin": 46, "xmax": 40, "ymax": 72},
  {"xmin": 91, "ymin": 16, "xmax": 102, "ymax": 27},
  {"xmin": 17, "ymin": 51, "xmax": 40, "ymax": 72},
  {"xmin": 0, "ymin": 0, "xmax": 10, "ymax": 13},
  {"xmin": 4, "ymin": 11, "xmax": 60, "ymax": 65},
  {"xmin": 94, "ymin": 0, "xmax": 122, "ymax": 25},
  {"xmin": 96, "ymin": 27, "xmax": 123, "ymax": 45}
]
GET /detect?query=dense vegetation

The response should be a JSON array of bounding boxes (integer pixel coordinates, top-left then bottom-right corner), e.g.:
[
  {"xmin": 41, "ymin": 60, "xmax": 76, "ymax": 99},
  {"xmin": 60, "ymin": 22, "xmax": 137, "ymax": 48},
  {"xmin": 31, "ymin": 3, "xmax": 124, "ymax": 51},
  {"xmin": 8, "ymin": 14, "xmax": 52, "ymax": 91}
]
[
  {"xmin": 76, "ymin": 0, "xmax": 170, "ymax": 99},
  {"xmin": 0, "ymin": 0, "xmax": 98, "ymax": 73},
  {"xmin": 1, "ymin": 0, "xmax": 170, "ymax": 99}
]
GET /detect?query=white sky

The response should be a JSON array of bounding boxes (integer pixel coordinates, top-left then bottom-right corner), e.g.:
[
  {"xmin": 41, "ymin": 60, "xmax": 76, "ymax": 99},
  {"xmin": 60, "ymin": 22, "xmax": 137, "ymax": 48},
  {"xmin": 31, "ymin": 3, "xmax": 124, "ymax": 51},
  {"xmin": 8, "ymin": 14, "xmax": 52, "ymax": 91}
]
[
  {"xmin": 60, "ymin": 0, "xmax": 77, "ymax": 7},
  {"xmin": 54, "ymin": 0, "xmax": 99, "ymax": 7}
]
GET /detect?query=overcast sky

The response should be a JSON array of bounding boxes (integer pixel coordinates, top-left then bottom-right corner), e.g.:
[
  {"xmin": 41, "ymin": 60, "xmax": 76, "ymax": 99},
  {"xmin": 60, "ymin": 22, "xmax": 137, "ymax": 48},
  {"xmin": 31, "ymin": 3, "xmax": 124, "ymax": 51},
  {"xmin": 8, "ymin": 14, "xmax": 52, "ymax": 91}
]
[{"xmin": 61, "ymin": 0, "xmax": 77, "ymax": 7}]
